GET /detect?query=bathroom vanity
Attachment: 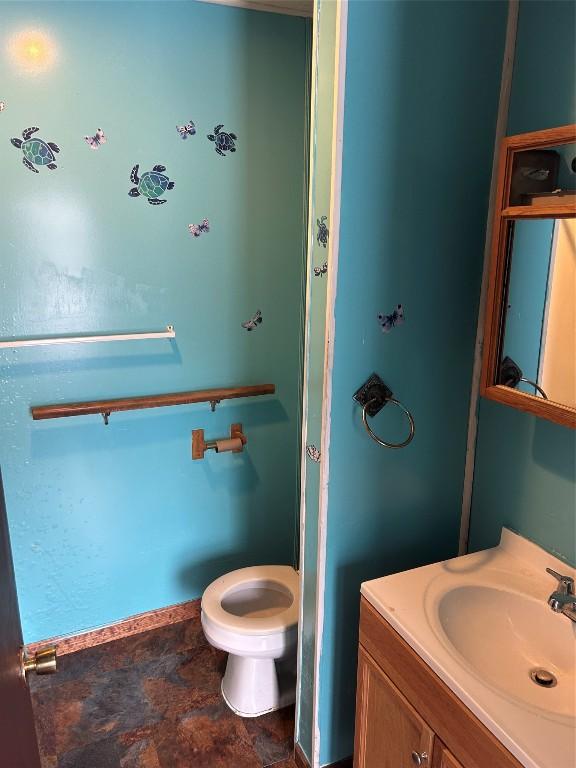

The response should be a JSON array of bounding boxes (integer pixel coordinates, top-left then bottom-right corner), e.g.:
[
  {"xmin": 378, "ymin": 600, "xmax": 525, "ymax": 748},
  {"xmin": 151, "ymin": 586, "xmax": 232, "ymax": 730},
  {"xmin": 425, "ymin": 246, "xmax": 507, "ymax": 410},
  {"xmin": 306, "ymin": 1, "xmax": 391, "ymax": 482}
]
[{"xmin": 353, "ymin": 530, "xmax": 576, "ymax": 768}]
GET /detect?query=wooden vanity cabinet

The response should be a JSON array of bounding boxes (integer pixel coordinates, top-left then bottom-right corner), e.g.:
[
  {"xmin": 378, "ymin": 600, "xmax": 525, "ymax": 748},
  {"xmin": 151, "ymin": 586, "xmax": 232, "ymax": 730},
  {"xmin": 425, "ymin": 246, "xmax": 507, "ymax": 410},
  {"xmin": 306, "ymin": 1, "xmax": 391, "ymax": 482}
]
[{"xmin": 354, "ymin": 598, "xmax": 523, "ymax": 768}]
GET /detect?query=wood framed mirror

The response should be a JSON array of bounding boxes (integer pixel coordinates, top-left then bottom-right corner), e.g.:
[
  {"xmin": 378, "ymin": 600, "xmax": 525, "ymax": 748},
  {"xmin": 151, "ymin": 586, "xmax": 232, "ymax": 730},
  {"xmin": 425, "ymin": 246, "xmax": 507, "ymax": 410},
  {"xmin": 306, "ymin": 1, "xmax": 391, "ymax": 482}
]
[{"xmin": 481, "ymin": 124, "xmax": 576, "ymax": 429}]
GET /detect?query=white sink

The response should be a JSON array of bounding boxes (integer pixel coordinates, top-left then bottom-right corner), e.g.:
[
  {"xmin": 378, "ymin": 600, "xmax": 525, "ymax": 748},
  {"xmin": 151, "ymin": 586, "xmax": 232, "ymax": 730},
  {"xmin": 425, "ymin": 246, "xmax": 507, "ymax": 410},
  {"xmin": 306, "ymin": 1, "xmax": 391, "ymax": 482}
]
[
  {"xmin": 361, "ymin": 529, "xmax": 576, "ymax": 768},
  {"xmin": 437, "ymin": 584, "xmax": 575, "ymax": 720}
]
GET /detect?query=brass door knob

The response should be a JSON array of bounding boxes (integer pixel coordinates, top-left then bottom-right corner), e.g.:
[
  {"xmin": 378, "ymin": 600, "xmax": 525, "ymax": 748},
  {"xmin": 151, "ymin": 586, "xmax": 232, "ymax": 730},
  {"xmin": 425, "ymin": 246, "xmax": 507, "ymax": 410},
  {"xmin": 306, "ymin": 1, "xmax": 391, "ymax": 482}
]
[
  {"xmin": 411, "ymin": 752, "xmax": 428, "ymax": 766},
  {"xmin": 21, "ymin": 646, "xmax": 57, "ymax": 677}
]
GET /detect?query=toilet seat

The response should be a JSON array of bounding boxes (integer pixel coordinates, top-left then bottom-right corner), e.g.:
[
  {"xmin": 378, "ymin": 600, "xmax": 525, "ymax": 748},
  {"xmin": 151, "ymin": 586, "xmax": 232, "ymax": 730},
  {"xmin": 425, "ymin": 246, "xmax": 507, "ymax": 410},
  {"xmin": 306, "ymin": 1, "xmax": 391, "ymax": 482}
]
[{"xmin": 201, "ymin": 565, "xmax": 298, "ymax": 636}]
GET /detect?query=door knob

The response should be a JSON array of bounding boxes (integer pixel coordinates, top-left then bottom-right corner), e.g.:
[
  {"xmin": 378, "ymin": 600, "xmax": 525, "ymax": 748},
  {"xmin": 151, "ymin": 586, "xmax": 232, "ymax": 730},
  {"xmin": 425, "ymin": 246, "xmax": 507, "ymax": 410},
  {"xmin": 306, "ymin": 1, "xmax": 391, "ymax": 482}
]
[
  {"xmin": 411, "ymin": 752, "xmax": 428, "ymax": 766},
  {"xmin": 21, "ymin": 646, "xmax": 57, "ymax": 677}
]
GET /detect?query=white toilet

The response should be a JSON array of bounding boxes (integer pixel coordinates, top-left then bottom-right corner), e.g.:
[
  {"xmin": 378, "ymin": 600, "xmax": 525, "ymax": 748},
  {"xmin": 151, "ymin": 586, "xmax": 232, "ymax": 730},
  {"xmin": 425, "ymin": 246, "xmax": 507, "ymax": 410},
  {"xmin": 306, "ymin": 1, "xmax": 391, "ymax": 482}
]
[{"xmin": 201, "ymin": 564, "xmax": 299, "ymax": 717}]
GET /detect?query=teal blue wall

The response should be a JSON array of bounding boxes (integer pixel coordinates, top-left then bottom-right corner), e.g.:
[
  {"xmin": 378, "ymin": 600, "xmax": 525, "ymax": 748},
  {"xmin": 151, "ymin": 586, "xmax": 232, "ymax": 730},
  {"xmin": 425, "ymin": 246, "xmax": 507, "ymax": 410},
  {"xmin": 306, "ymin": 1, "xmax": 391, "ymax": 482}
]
[
  {"xmin": 318, "ymin": 1, "xmax": 507, "ymax": 763},
  {"xmin": 0, "ymin": 1, "xmax": 308, "ymax": 643},
  {"xmin": 507, "ymin": 0, "xmax": 576, "ymax": 135},
  {"xmin": 470, "ymin": 403, "xmax": 575, "ymax": 564},
  {"xmin": 469, "ymin": 0, "xmax": 576, "ymax": 568}
]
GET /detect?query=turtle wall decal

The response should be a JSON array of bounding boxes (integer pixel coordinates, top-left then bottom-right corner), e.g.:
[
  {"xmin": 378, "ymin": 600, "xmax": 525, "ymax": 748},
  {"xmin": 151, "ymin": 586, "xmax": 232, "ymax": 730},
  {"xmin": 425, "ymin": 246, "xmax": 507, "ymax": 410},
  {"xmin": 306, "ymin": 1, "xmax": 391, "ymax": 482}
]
[
  {"xmin": 317, "ymin": 215, "xmax": 329, "ymax": 247},
  {"xmin": 128, "ymin": 164, "xmax": 175, "ymax": 205},
  {"xmin": 207, "ymin": 124, "xmax": 237, "ymax": 156},
  {"xmin": 10, "ymin": 127, "xmax": 60, "ymax": 173}
]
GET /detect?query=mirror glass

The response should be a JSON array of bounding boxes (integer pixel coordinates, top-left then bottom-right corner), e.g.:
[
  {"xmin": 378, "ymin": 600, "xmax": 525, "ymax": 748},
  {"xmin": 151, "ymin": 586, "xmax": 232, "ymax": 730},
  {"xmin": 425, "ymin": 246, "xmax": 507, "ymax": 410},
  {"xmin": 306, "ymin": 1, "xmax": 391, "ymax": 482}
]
[{"xmin": 499, "ymin": 217, "xmax": 576, "ymax": 407}]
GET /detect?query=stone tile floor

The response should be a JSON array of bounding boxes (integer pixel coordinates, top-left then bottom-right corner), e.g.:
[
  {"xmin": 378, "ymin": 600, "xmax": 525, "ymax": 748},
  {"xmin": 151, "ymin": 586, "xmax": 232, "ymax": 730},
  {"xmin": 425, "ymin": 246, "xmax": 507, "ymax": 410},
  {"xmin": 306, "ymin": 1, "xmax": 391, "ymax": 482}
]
[{"xmin": 30, "ymin": 616, "xmax": 296, "ymax": 768}]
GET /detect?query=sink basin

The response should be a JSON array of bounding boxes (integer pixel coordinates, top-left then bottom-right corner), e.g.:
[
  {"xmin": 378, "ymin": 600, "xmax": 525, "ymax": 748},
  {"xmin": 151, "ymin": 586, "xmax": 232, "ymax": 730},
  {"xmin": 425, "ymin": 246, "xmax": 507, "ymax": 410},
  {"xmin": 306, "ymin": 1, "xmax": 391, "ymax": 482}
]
[
  {"xmin": 361, "ymin": 529, "xmax": 576, "ymax": 768},
  {"xmin": 437, "ymin": 585, "xmax": 575, "ymax": 721}
]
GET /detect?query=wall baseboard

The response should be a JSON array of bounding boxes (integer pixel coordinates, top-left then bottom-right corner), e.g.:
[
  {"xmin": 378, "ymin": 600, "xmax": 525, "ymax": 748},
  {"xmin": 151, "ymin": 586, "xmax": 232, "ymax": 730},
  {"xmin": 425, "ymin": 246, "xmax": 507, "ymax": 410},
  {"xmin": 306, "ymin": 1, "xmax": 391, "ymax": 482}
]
[
  {"xmin": 294, "ymin": 743, "xmax": 353, "ymax": 768},
  {"xmin": 25, "ymin": 598, "xmax": 201, "ymax": 658}
]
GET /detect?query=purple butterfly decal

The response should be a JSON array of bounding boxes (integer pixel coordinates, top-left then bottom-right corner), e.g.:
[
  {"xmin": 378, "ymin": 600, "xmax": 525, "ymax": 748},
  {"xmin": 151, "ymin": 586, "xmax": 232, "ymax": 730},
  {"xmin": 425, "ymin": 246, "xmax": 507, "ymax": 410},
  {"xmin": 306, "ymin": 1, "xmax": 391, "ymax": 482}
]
[
  {"xmin": 306, "ymin": 444, "xmax": 321, "ymax": 463},
  {"xmin": 242, "ymin": 310, "xmax": 262, "ymax": 331},
  {"xmin": 314, "ymin": 262, "xmax": 328, "ymax": 277},
  {"xmin": 177, "ymin": 121, "xmax": 196, "ymax": 140},
  {"xmin": 188, "ymin": 218, "xmax": 210, "ymax": 237},
  {"xmin": 378, "ymin": 304, "xmax": 404, "ymax": 333},
  {"xmin": 84, "ymin": 128, "xmax": 106, "ymax": 150}
]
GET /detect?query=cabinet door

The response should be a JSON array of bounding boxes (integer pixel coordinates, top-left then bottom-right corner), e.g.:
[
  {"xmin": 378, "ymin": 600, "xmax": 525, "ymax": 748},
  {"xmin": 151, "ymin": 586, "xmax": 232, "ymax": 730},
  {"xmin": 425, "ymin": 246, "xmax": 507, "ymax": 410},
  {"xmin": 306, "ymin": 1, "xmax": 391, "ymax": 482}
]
[
  {"xmin": 354, "ymin": 646, "xmax": 435, "ymax": 768},
  {"xmin": 433, "ymin": 744, "xmax": 465, "ymax": 768}
]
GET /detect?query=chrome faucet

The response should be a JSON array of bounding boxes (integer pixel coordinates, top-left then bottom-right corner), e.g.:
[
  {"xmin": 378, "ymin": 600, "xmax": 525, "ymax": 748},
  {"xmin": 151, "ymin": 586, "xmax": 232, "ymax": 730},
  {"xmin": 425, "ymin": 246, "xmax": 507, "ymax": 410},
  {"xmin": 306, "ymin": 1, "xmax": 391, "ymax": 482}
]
[{"xmin": 546, "ymin": 568, "xmax": 576, "ymax": 622}]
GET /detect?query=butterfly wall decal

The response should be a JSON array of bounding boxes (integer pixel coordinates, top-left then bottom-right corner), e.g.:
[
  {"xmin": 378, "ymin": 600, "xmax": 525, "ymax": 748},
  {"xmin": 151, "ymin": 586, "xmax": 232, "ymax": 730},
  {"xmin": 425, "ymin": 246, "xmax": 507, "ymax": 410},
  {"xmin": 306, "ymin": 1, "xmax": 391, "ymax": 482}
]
[
  {"xmin": 306, "ymin": 445, "xmax": 321, "ymax": 463},
  {"xmin": 242, "ymin": 310, "xmax": 262, "ymax": 331},
  {"xmin": 188, "ymin": 219, "xmax": 210, "ymax": 237},
  {"xmin": 84, "ymin": 128, "xmax": 106, "ymax": 150},
  {"xmin": 177, "ymin": 121, "xmax": 196, "ymax": 140},
  {"xmin": 377, "ymin": 304, "xmax": 404, "ymax": 333},
  {"xmin": 314, "ymin": 262, "xmax": 328, "ymax": 277}
]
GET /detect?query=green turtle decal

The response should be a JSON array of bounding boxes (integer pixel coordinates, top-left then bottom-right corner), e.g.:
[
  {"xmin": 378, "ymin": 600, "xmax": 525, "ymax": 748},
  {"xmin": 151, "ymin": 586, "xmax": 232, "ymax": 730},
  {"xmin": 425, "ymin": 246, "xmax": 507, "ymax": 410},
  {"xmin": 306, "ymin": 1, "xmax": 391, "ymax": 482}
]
[
  {"xmin": 128, "ymin": 164, "xmax": 175, "ymax": 205},
  {"xmin": 11, "ymin": 127, "xmax": 60, "ymax": 173}
]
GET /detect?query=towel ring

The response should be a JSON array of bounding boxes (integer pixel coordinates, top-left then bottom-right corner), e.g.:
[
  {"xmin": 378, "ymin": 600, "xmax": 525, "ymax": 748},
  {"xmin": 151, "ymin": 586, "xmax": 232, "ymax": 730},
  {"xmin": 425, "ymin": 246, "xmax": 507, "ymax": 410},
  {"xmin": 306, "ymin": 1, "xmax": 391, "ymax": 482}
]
[
  {"xmin": 519, "ymin": 377, "xmax": 548, "ymax": 399},
  {"xmin": 362, "ymin": 397, "xmax": 415, "ymax": 449}
]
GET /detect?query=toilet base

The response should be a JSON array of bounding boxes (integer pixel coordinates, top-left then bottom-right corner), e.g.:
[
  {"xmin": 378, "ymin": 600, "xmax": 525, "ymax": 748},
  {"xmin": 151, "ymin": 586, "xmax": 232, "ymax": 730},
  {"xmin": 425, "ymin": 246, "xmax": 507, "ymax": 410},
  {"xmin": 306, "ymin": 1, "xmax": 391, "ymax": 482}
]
[{"xmin": 221, "ymin": 653, "xmax": 296, "ymax": 717}]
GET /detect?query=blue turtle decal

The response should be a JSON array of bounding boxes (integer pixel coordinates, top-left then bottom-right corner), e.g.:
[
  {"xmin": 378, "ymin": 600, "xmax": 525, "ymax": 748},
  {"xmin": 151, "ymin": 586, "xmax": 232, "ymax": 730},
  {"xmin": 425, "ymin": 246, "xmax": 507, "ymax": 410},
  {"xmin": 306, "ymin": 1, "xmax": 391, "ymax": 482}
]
[
  {"xmin": 207, "ymin": 124, "xmax": 237, "ymax": 156},
  {"xmin": 128, "ymin": 164, "xmax": 175, "ymax": 205},
  {"xmin": 11, "ymin": 126, "xmax": 60, "ymax": 173}
]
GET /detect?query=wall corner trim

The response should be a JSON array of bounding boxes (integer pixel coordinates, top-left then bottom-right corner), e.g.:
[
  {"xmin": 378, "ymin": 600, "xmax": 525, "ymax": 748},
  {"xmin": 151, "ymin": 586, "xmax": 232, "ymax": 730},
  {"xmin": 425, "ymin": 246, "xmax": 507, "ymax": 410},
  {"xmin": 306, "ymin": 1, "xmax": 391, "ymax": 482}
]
[
  {"xmin": 458, "ymin": 0, "xmax": 520, "ymax": 555},
  {"xmin": 313, "ymin": 1, "xmax": 349, "ymax": 766}
]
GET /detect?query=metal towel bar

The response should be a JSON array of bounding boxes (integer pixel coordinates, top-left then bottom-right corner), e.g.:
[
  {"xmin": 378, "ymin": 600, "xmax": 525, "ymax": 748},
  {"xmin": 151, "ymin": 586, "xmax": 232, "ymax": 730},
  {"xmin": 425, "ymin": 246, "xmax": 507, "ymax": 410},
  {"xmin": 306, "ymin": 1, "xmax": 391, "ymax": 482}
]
[{"xmin": 0, "ymin": 326, "xmax": 175, "ymax": 349}]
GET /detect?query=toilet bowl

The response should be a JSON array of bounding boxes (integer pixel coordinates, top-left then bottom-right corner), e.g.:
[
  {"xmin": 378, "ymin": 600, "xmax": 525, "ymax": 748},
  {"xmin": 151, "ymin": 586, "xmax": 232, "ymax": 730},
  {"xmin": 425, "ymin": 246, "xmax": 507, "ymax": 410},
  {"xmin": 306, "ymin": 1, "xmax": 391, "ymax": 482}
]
[{"xmin": 201, "ymin": 565, "xmax": 299, "ymax": 717}]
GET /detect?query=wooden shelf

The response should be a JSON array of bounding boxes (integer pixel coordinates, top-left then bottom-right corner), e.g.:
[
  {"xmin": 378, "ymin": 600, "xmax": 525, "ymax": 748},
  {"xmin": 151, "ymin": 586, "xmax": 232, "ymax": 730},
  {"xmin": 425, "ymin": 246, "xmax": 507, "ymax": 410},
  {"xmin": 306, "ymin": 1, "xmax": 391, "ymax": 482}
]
[
  {"xmin": 31, "ymin": 384, "xmax": 276, "ymax": 422},
  {"xmin": 501, "ymin": 204, "xmax": 576, "ymax": 219}
]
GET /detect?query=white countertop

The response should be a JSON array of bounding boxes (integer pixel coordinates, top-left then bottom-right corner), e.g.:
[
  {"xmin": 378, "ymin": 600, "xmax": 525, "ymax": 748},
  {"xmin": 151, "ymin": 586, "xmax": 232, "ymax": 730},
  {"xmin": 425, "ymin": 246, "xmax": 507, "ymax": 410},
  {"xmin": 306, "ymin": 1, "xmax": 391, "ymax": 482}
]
[{"xmin": 361, "ymin": 529, "xmax": 576, "ymax": 768}]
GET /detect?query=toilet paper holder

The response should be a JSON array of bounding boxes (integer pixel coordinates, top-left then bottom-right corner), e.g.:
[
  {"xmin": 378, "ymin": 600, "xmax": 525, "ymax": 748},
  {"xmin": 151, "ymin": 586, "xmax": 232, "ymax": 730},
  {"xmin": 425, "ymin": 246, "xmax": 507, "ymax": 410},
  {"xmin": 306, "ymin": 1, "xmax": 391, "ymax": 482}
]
[{"xmin": 192, "ymin": 423, "xmax": 247, "ymax": 460}]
